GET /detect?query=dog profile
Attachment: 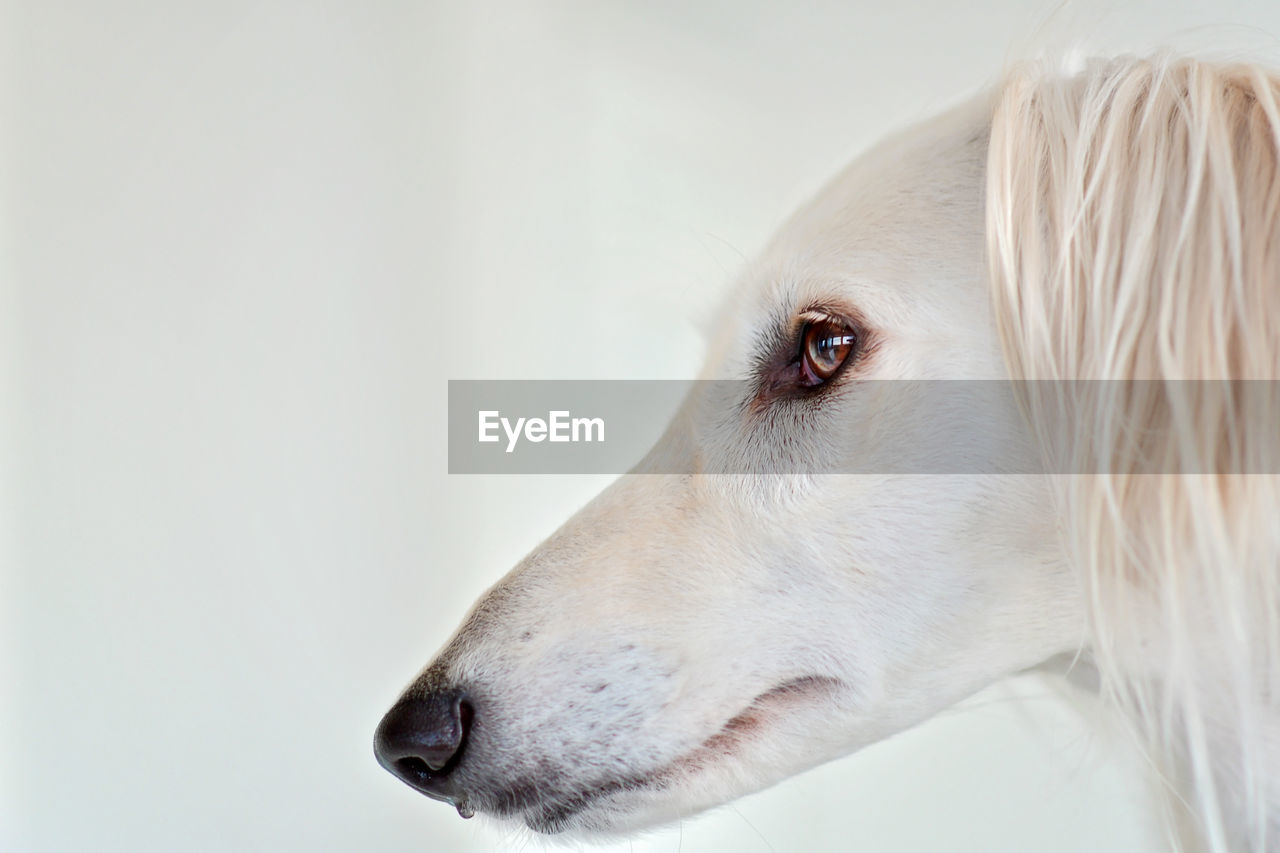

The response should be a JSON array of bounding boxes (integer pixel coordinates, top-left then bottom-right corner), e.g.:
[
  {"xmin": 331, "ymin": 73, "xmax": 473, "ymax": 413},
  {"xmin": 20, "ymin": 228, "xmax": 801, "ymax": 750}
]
[{"xmin": 376, "ymin": 55, "xmax": 1280, "ymax": 851}]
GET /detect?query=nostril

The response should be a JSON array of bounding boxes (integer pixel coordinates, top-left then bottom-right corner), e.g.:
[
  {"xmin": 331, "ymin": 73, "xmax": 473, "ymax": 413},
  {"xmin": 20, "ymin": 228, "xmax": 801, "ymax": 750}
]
[
  {"xmin": 373, "ymin": 688, "xmax": 474, "ymax": 799},
  {"xmin": 394, "ymin": 756, "xmax": 432, "ymax": 780}
]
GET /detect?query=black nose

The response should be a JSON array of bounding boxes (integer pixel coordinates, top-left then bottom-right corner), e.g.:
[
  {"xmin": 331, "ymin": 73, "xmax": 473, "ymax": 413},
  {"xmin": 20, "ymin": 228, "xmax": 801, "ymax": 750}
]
[{"xmin": 374, "ymin": 688, "xmax": 473, "ymax": 802}]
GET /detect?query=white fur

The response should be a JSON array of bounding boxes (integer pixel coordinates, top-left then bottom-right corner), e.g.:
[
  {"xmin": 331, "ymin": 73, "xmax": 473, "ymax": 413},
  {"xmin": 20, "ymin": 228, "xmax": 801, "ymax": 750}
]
[
  {"xmin": 989, "ymin": 56, "xmax": 1280, "ymax": 851},
  {"xmin": 393, "ymin": 55, "xmax": 1280, "ymax": 851}
]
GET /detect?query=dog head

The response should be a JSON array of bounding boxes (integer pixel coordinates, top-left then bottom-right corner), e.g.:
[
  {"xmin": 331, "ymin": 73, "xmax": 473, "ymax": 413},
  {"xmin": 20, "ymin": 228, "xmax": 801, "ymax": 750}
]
[{"xmin": 374, "ymin": 93, "xmax": 1084, "ymax": 835}]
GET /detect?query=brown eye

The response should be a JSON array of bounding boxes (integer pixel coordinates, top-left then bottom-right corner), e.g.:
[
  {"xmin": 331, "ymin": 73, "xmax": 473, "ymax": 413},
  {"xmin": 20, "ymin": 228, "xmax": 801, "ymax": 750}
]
[{"xmin": 800, "ymin": 318, "xmax": 857, "ymax": 386}]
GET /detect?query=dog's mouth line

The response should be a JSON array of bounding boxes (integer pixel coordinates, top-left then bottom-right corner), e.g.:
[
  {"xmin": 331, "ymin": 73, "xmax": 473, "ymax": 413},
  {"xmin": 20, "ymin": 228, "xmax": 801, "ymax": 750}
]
[{"xmin": 519, "ymin": 674, "xmax": 845, "ymax": 833}]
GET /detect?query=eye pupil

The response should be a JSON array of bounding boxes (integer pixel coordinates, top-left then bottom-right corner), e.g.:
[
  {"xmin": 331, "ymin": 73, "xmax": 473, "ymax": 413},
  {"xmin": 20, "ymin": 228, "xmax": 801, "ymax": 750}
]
[{"xmin": 801, "ymin": 319, "xmax": 856, "ymax": 385}]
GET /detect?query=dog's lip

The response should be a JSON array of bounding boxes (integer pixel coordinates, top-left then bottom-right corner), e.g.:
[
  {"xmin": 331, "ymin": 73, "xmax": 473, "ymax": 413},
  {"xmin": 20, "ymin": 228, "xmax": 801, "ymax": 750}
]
[
  {"xmin": 657, "ymin": 674, "xmax": 844, "ymax": 781},
  {"xmin": 518, "ymin": 674, "xmax": 845, "ymax": 833}
]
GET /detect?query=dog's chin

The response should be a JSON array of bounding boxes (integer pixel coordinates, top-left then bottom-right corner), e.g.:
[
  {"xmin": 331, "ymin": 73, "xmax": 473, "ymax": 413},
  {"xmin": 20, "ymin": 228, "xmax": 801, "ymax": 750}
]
[
  {"xmin": 517, "ymin": 781, "xmax": 641, "ymax": 836},
  {"xmin": 499, "ymin": 675, "xmax": 846, "ymax": 836}
]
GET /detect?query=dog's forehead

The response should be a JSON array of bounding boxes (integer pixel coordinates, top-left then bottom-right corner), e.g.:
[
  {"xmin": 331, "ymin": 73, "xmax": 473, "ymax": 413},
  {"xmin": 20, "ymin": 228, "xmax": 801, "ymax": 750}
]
[
  {"xmin": 705, "ymin": 94, "xmax": 993, "ymax": 373},
  {"xmin": 760, "ymin": 95, "xmax": 991, "ymax": 304}
]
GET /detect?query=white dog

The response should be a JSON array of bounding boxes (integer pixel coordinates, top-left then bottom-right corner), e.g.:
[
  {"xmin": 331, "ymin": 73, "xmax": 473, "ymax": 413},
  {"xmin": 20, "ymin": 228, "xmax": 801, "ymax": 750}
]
[{"xmin": 376, "ymin": 55, "xmax": 1280, "ymax": 852}]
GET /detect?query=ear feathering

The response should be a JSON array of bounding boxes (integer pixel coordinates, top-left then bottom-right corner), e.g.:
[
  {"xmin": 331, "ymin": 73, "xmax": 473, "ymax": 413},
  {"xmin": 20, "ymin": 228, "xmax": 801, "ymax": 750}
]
[{"xmin": 987, "ymin": 55, "xmax": 1280, "ymax": 853}]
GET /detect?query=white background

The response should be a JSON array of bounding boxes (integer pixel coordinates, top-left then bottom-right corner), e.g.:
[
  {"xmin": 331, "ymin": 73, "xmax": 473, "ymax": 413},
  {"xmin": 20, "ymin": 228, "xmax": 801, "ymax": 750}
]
[{"xmin": 5, "ymin": 2, "xmax": 1280, "ymax": 851}]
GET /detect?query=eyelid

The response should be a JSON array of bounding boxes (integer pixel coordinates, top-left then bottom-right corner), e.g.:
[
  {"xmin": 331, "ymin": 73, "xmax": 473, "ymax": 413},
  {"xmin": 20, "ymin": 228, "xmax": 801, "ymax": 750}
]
[
  {"xmin": 796, "ymin": 308, "xmax": 842, "ymax": 327},
  {"xmin": 795, "ymin": 306, "xmax": 857, "ymax": 329}
]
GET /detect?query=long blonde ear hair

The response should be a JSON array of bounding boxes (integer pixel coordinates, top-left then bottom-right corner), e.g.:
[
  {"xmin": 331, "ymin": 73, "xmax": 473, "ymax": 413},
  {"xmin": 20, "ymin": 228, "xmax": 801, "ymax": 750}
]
[{"xmin": 987, "ymin": 55, "xmax": 1280, "ymax": 852}]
